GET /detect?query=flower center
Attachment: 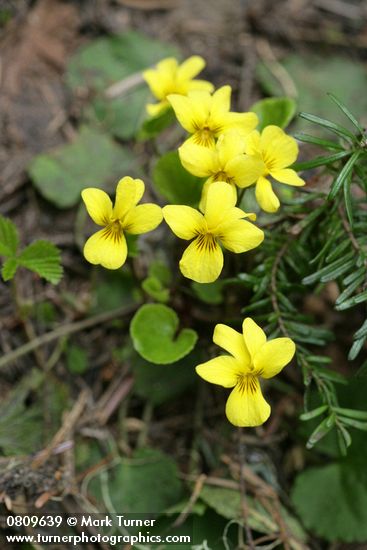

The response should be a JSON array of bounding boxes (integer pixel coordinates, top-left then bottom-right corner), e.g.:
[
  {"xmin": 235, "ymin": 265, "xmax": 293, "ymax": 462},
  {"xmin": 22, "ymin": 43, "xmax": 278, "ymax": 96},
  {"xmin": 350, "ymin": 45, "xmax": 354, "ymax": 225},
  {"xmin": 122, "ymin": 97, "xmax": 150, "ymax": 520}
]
[
  {"xmin": 236, "ymin": 374, "xmax": 258, "ymax": 395},
  {"xmin": 101, "ymin": 220, "xmax": 123, "ymax": 243},
  {"xmin": 213, "ymin": 171, "xmax": 233, "ymax": 184},
  {"xmin": 195, "ymin": 232, "xmax": 217, "ymax": 252},
  {"xmin": 193, "ymin": 127, "xmax": 215, "ymax": 147},
  {"xmin": 261, "ymin": 151, "xmax": 277, "ymax": 174}
]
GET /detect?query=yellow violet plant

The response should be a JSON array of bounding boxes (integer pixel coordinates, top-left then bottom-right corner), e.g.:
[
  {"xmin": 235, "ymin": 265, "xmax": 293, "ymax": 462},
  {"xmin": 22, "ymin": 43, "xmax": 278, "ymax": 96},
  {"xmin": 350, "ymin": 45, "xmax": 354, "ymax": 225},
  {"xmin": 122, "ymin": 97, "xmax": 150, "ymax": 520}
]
[
  {"xmin": 196, "ymin": 318, "xmax": 295, "ymax": 426},
  {"xmin": 163, "ymin": 182, "xmax": 264, "ymax": 283},
  {"xmin": 244, "ymin": 125, "xmax": 305, "ymax": 212},
  {"xmin": 167, "ymin": 86, "xmax": 258, "ymax": 148},
  {"xmin": 80, "ymin": 55, "xmax": 312, "ymax": 433},
  {"xmin": 179, "ymin": 131, "xmax": 264, "ymax": 209},
  {"xmin": 81, "ymin": 176, "xmax": 162, "ymax": 270},
  {"xmin": 143, "ymin": 56, "xmax": 213, "ymax": 117}
]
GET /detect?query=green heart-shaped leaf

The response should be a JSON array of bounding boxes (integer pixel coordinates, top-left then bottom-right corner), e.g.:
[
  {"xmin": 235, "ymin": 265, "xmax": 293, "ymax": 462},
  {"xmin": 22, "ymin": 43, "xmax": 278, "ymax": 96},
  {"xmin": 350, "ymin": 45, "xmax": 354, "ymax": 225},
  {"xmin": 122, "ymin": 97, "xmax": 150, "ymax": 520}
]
[
  {"xmin": 251, "ymin": 97, "xmax": 297, "ymax": 130},
  {"xmin": 130, "ymin": 304, "xmax": 197, "ymax": 364}
]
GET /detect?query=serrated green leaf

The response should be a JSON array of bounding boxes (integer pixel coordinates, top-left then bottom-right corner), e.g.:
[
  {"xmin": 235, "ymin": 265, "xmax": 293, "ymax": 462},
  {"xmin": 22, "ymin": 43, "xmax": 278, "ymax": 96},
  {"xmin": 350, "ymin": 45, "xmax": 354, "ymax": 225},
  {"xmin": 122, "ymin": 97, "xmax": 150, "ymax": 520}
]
[
  {"xmin": 130, "ymin": 304, "xmax": 197, "ymax": 364},
  {"xmin": 1, "ymin": 257, "xmax": 18, "ymax": 281},
  {"xmin": 153, "ymin": 151, "xmax": 204, "ymax": 206},
  {"xmin": 29, "ymin": 126, "xmax": 137, "ymax": 208},
  {"xmin": 292, "ymin": 461, "xmax": 367, "ymax": 542},
  {"xmin": 251, "ymin": 96, "xmax": 297, "ymax": 130},
  {"xmin": 18, "ymin": 240, "xmax": 63, "ymax": 284},
  {"xmin": 0, "ymin": 215, "xmax": 19, "ymax": 257}
]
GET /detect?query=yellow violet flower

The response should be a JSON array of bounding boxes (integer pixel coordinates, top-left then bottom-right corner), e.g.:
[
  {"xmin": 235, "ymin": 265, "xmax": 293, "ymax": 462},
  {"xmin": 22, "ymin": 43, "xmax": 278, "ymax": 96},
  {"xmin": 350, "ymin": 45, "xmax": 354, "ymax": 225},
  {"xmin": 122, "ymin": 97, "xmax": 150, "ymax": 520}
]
[
  {"xmin": 245, "ymin": 125, "xmax": 305, "ymax": 213},
  {"xmin": 81, "ymin": 177, "xmax": 162, "ymax": 270},
  {"xmin": 143, "ymin": 56, "xmax": 213, "ymax": 117},
  {"xmin": 196, "ymin": 318, "xmax": 296, "ymax": 427},
  {"xmin": 167, "ymin": 86, "xmax": 258, "ymax": 148},
  {"xmin": 179, "ymin": 132, "xmax": 264, "ymax": 210},
  {"xmin": 163, "ymin": 181, "xmax": 264, "ymax": 283}
]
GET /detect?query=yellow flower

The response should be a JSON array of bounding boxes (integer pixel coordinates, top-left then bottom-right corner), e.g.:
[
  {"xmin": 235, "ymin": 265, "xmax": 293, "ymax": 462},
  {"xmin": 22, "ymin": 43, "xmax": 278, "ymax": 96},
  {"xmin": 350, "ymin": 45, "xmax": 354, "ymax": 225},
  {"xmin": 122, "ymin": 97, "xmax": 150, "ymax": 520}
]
[
  {"xmin": 162, "ymin": 182, "xmax": 264, "ymax": 283},
  {"xmin": 196, "ymin": 318, "xmax": 295, "ymax": 427},
  {"xmin": 143, "ymin": 56, "xmax": 213, "ymax": 117},
  {"xmin": 167, "ymin": 86, "xmax": 258, "ymax": 148},
  {"xmin": 245, "ymin": 125, "xmax": 305, "ymax": 213},
  {"xmin": 81, "ymin": 177, "xmax": 162, "ymax": 270},
  {"xmin": 178, "ymin": 132, "xmax": 265, "ymax": 210}
]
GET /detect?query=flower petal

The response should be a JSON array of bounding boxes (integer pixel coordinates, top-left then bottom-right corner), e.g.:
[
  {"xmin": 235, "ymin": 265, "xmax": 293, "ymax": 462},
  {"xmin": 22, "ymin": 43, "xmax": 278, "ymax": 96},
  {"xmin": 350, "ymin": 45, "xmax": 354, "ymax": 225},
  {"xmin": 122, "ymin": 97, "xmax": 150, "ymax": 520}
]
[
  {"xmin": 81, "ymin": 188, "xmax": 113, "ymax": 226},
  {"xmin": 226, "ymin": 155, "xmax": 265, "ymax": 188},
  {"xmin": 244, "ymin": 130, "xmax": 261, "ymax": 155},
  {"xmin": 218, "ymin": 218, "xmax": 264, "ymax": 253},
  {"xmin": 242, "ymin": 317, "xmax": 266, "ymax": 361},
  {"xmin": 217, "ymin": 132, "xmax": 247, "ymax": 165},
  {"xmin": 83, "ymin": 228, "xmax": 127, "ymax": 270},
  {"xmin": 225, "ymin": 377, "xmax": 271, "ymax": 427},
  {"xmin": 221, "ymin": 112, "xmax": 259, "ymax": 136},
  {"xmin": 199, "ymin": 179, "xmax": 237, "ymax": 214},
  {"xmin": 177, "ymin": 55, "xmax": 206, "ymax": 80},
  {"xmin": 264, "ymin": 132, "xmax": 298, "ymax": 170},
  {"xmin": 178, "ymin": 143, "xmax": 220, "ymax": 178},
  {"xmin": 213, "ymin": 324, "xmax": 250, "ymax": 366},
  {"xmin": 204, "ymin": 181, "xmax": 237, "ymax": 229},
  {"xmin": 196, "ymin": 355, "xmax": 239, "ymax": 388},
  {"xmin": 163, "ymin": 205, "xmax": 205, "ymax": 239},
  {"xmin": 179, "ymin": 235, "xmax": 223, "ymax": 283},
  {"xmin": 114, "ymin": 177, "xmax": 145, "ymax": 219},
  {"xmin": 210, "ymin": 85, "xmax": 231, "ymax": 117},
  {"xmin": 254, "ymin": 338, "xmax": 296, "ymax": 378},
  {"xmin": 122, "ymin": 204, "xmax": 162, "ymax": 234},
  {"xmin": 259, "ymin": 125, "xmax": 284, "ymax": 146},
  {"xmin": 146, "ymin": 101, "xmax": 169, "ymax": 116},
  {"xmin": 168, "ymin": 91, "xmax": 210, "ymax": 133},
  {"xmin": 255, "ymin": 177, "xmax": 280, "ymax": 213},
  {"xmin": 188, "ymin": 79, "xmax": 214, "ymax": 93},
  {"xmin": 143, "ymin": 58, "xmax": 177, "ymax": 99},
  {"xmin": 270, "ymin": 168, "xmax": 305, "ymax": 187}
]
